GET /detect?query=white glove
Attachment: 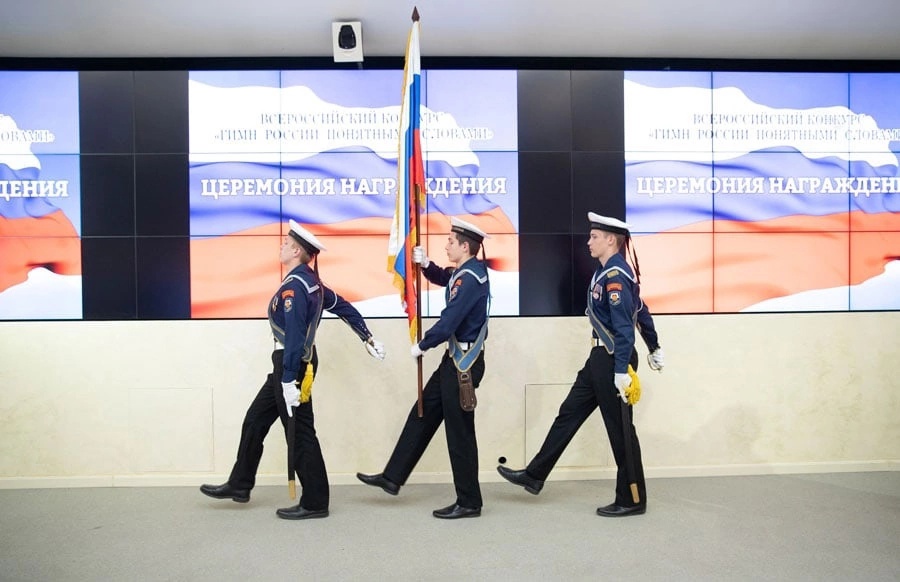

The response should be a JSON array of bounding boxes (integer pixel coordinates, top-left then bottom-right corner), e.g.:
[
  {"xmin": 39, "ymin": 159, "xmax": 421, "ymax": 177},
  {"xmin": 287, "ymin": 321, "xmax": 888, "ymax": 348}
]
[
  {"xmin": 614, "ymin": 373, "xmax": 631, "ymax": 403},
  {"xmin": 281, "ymin": 381, "xmax": 300, "ymax": 417},
  {"xmin": 412, "ymin": 246, "xmax": 430, "ymax": 268},
  {"xmin": 647, "ymin": 348, "xmax": 665, "ymax": 372},
  {"xmin": 410, "ymin": 343, "xmax": 424, "ymax": 359},
  {"xmin": 365, "ymin": 337, "xmax": 386, "ymax": 361}
]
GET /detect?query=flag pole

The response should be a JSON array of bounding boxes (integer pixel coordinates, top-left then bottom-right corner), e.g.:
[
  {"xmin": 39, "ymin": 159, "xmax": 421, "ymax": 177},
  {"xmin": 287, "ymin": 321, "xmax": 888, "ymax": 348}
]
[
  {"xmin": 391, "ymin": 6, "xmax": 425, "ymax": 417},
  {"xmin": 287, "ymin": 412, "xmax": 297, "ymax": 500},
  {"xmin": 621, "ymin": 400, "xmax": 640, "ymax": 503},
  {"xmin": 412, "ymin": 6, "xmax": 424, "ymax": 417},
  {"xmin": 414, "ymin": 182, "xmax": 424, "ymax": 417}
]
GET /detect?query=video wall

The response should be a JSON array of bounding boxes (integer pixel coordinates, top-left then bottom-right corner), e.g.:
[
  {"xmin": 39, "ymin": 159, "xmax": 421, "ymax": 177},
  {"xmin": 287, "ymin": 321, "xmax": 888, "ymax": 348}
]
[
  {"xmin": 625, "ymin": 71, "xmax": 900, "ymax": 312},
  {"xmin": 0, "ymin": 63, "xmax": 897, "ymax": 321}
]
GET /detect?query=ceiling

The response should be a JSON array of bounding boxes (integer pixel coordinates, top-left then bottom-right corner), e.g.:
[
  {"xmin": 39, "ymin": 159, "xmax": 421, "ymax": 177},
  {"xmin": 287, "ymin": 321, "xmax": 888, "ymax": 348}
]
[{"xmin": 2, "ymin": 0, "xmax": 900, "ymax": 62}]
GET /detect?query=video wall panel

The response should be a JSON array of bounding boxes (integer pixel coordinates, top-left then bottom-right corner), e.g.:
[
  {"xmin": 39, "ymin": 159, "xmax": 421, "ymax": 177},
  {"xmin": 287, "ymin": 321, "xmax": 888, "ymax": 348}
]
[{"xmin": 0, "ymin": 71, "xmax": 81, "ymax": 319}]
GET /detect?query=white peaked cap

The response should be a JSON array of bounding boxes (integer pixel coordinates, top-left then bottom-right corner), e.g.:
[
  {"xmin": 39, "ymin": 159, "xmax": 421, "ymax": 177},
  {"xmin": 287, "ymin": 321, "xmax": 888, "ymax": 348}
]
[
  {"xmin": 450, "ymin": 216, "xmax": 490, "ymax": 242},
  {"xmin": 288, "ymin": 219, "xmax": 327, "ymax": 252},
  {"xmin": 588, "ymin": 212, "xmax": 631, "ymax": 235}
]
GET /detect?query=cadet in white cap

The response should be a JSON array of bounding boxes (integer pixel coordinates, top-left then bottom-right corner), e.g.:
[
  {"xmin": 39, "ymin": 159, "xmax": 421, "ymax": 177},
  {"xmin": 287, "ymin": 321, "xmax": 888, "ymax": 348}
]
[
  {"xmin": 497, "ymin": 212, "xmax": 664, "ymax": 517},
  {"xmin": 201, "ymin": 219, "xmax": 386, "ymax": 520},
  {"xmin": 357, "ymin": 216, "xmax": 491, "ymax": 519}
]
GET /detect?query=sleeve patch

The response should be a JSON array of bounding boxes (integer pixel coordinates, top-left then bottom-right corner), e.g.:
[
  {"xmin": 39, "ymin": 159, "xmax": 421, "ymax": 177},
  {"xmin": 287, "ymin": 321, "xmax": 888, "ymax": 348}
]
[
  {"xmin": 606, "ymin": 282, "xmax": 623, "ymax": 292},
  {"xmin": 281, "ymin": 289, "xmax": 295, "ymax": 299},
  {"xmin": 609, "ymin": 291, "xmax": 621, "ymax": 305},
  {"xmin": 284, "ymin": 297, "xmax": 293, "ymax": 312},
  {"xmin": 449, "ymin": 278, "xmax": 463, "ymax": 300}
]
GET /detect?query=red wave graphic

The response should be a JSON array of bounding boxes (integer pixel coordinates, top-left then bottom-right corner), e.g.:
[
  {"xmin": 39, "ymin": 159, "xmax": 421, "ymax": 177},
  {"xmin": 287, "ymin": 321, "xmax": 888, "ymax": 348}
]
[
  {"xmin": 636, "ymin": 211, "xmax": 900, "ymax": 313},
  {"xmin": 191, "ymin": 209, "xmax": 519, "ymax": 318},
  {"xmin": 0, "ymin": 210, "xmax": 81, "ymax": 292}
]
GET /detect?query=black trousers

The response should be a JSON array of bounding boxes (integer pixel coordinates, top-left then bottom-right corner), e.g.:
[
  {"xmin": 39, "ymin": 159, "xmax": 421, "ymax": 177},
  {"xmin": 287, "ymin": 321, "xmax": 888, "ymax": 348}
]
[
  {"xmin": 227, "ymin": 349, "xmax": 329, "ymax": 510},
  {"xmin": 527, "ymin": 347, "xmax": 646, "ymax": 507},
  {"xmin": 383, "ymin": 351, "xmax": 486, "ymax": 509}
]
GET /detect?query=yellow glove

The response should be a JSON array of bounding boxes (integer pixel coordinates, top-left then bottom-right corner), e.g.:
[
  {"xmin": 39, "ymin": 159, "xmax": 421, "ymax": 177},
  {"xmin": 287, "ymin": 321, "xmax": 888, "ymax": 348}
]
[
  {"xmin": 299, "ymin": 362, "xmax": 314, "ymax": 403},
  {"xmin": 625, "ymin": 364, "xmax": 641, "ymax": 405}
]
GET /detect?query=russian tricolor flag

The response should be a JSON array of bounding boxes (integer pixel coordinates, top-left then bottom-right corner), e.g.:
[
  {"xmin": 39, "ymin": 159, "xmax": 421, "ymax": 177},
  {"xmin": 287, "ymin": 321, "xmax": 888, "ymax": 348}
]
[{"xmin": 388, "ymin": 9, "xmax": 426, "ymax": 343}]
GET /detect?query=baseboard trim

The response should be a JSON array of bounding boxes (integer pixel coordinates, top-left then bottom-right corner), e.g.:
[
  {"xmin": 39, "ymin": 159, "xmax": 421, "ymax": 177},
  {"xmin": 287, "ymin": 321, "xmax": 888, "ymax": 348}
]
[{"xmin": 1, "ymin": 460, "xmax": 896, "ymax": 489}]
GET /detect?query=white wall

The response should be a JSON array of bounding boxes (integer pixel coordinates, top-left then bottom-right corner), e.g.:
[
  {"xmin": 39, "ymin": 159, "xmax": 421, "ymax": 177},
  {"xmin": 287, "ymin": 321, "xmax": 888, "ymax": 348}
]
[
  {"xmin": 1, "ymin": 312, "xmax": 897, "ymax": 489},
  {"xmin": 3, "ymin": 0, "xmax": 900, "ymax": 60}
]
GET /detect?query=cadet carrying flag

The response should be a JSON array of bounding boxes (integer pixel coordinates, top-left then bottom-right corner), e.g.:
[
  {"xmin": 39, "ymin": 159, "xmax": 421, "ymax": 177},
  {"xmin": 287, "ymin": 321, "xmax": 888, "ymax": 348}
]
[{"xmin": 388, "ymin": 7, "xmax": 426, "ymax": 344}]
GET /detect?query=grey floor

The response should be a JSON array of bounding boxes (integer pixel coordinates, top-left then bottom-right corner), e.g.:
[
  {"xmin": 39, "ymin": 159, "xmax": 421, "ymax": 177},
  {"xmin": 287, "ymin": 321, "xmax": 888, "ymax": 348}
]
[{"xmin": 1, "ymin": 472, "xmax": 898, "ymax": 581}]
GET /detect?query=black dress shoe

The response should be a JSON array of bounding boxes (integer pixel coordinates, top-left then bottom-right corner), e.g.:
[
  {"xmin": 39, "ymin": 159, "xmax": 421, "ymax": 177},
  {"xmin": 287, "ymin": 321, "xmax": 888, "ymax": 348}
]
[
  {"xmin": 276, "ymin": 504, "xmax": 329, "ymax": 520},
  {"xmin": 199, "ymin": 483, "xmax": 250, "ymax": 503},
  {"xmin": 596, "ymin": 502, "xmax": 646, "ymax": 517},
  {"xmin": 432, "ymin": 503, "xmax": 481, "ymax": 519},
  {"xmin": 496, "ymin": 466, "xmax": 544, "ymax": 495},
  {"xmin": 356, "ymin": 472, "xmax": 400, "ymax": 496}
]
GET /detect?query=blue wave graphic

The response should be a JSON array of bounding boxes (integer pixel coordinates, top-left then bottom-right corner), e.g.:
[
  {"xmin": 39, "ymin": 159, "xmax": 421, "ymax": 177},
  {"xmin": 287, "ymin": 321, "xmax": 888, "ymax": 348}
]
[
  {"xmin": 849, "ymin": 160, "xmax": 900, "ymax": 213},
  {"xmin": 627, "ymin": 150, "xmax": 899, "ymax": 233},
  {"xmin": 190, "ymin": 149, "xmax": 500, "ymax": 235},
  {"xmin": 0, "ymin": 163, "xmax": 63, "ymax": 220}
]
